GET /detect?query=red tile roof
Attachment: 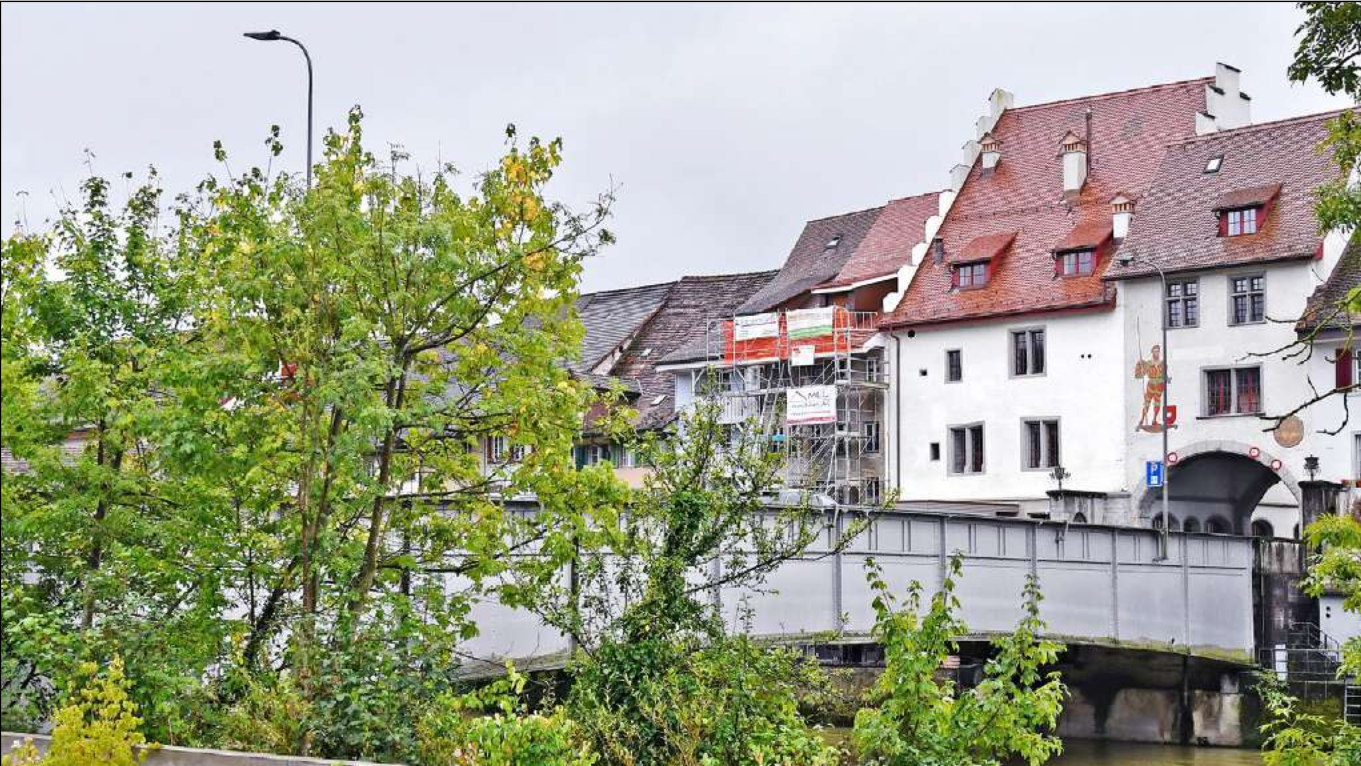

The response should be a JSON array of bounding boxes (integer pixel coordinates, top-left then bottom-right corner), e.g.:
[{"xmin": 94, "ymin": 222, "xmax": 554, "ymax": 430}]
[
  {"xmin": 1108, "ymin": 109, "xmax": 1355, "ymax": 280},
  {"xmin": 1211, "ymin": 183, "xmax": 1281, "ymax": 211},
  {"xmin": 816, "ymin": 192, "xmax": 942, "ymax": 289},
  {"xmin": 1055, "ymin": 217, "xmax": 1113, "ymax": 252},
  {"xmin": 882, "ymin": 77, "xmax": 1212, "ymax": 328},
  {"xmin": 949, "ymin": 231, "xmax": 1017, "ymax": 264}
]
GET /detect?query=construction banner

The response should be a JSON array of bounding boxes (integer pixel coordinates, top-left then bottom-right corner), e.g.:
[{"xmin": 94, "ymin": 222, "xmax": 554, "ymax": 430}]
[
  {"xmin": 787, "ymin": 307, "xmax": 835, "ymax": 340},
  {"xmin": 787, "ymin": 385, "xmax": 837, "ymax": 425},
  {"xmin": 733, "ymin": 312, "xmax": 780, "ymax": 341}
]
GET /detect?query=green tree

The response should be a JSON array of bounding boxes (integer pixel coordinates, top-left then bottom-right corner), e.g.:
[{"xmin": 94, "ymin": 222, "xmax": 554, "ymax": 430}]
[
  {"xmin": 552, "ymin": 400, "xmax": 848, "ymax": 766},
  {"xmin": 853, "ymin": 555, "xmax": 1067, "ymax": 766},
  {"xmin": 0, "ymin": 173, "xmax": 222, "ymax": 733}
]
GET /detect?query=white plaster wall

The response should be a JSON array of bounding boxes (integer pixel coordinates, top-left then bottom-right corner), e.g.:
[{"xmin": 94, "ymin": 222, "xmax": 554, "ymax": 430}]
[
  {"xmin": 891, "ymin": 309, "xmax": 1126, "ymax": 506},
  {"xmin": 1119, "ymin": 261, "xmax": 1350, "ymax": 515},
  {"xmin": 1321, "ymin": 594, "xmax": 1361, "ymax": 644}
]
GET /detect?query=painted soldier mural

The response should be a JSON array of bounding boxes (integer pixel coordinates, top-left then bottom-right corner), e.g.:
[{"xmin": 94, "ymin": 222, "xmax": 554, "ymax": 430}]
[{"xmin": 1134, "ymin": 344, "xmax": 1175, "ymax": 433}]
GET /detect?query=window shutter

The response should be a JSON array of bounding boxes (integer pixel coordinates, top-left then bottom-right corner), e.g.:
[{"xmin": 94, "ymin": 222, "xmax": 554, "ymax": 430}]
[
  {"xmin": 1337, "ymin": 348, "xmax": 1354, "ymax": 390},
  {"xmin": 1054, "ymin": 254, "xmax": 1063, "ymax": 278},
  {"xmin": 1217, "ymin": 212, "xmax": 1228, "ymax": 237}
]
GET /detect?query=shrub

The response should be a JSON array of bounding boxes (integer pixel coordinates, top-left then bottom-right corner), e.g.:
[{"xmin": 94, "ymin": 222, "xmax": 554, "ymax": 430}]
[{"xmin": 1, "ymin": 656, "xmax": 150, "ymax": 766}]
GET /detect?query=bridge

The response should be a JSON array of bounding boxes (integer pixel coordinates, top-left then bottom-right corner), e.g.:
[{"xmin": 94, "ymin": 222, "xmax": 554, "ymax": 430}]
[{"xmin": 462, "ymin": 508, "xmax": 1256, "ymax": 666}]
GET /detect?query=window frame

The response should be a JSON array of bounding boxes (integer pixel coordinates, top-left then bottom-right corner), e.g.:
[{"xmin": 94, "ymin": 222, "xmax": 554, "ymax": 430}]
[
  {"xmin": 1227, "ymin": 272, "xmax": 1266, "ymax": 326},
  {"xmin": 1009, "ymin": 326, "xmax": 1047, "ymax": 378},
  {"xmin": 947, "ymin": 422, "xmax": 986, "ymax": 476},
  {"xmin": 864, "ymin": 420, "xmax": 881, "ymax": 455},
  {"xmin": 1020, "ymin": 417, "xmax": 1062, "ymax": 471},
  {"xmin": 1057, "ymin": 248, "xmax": 1095, "ymax": 277},
  {"xmin": 1165, "ymin": 277, "xmax": 1200, "ymax": 329},
  {"xmin": 1223, "ymin": 206, "xmax": 1260, "ymax": 237},
  {"xmin": 954, "ymin": 261, "xmax": 989, "ymax": 289},
  {"xmin": 945, "ymin": 349, "xmax": 963, "ymax": 383},
  {"xmin": 1201, "ymin": 364, "xmax": 1264, "ymax": 417},
  {"xmin": 489, "ymin": 435, "xmax": 508, "ymax": 463}
]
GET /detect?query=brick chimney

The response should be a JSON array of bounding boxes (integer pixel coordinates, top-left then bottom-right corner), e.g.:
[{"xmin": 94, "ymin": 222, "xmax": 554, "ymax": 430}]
[
  {"xmin": 980, "ymin": 133, "xmax": 1001, "ymax": 171},
  {"xmin": 1060, "ymin": 131, "xmax": 1088, "ymax": 193},
  {"xmin": 1111, "ymin": 193, "xmax": 1135, "ymax": 239}
]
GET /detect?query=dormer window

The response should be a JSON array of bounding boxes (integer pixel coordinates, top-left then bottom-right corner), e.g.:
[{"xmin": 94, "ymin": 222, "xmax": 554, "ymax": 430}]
[
  {"xmin": 1221, "ymin": 206, "xmax": 1259, "ymax": 237},
  {"xmin": 1056, "ymin": 249, "xmax": 1095, "ymax": 277},
  {"xmin": 953, "ymin": 262, "xmax": 988, "ymax": 289}
]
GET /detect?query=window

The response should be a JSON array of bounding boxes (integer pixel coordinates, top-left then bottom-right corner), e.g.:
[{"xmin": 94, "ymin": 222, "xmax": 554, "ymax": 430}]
[
  {"xmin": 1223, "ymin": 207, "xmax": 1259, "ymax": 237},
  {"xmin": 866, "ymin": 356, "xmax": 882, "ymax": 383},
  {"xmin": 1165, "ymin": 278, "xmax": 1199, "ymax": 329},
  {"xmin": 510, "ymin": 444, "xmax": 529, "ymax": 462},
  {"xmin": 929, "ymin": 442, "xmax": 941, "ymax": 461},
  {"xmin": 1011, "ymin": 328, "xmax": 1046, "ymax": 376},
  {"xmin": 948, "ymin": 424, "xmax": 985, "ymax": 475},
  {"xmin": 1204, "ymin": 366, "xmax": 1262, "ymax": 416},
  {"xmin": 489, "ymin": 435, "xmax": 508, "ymax": 463},
  {"xmin": 825, "ymin": 234, "xmax": 842, "ymax": 249},
  {"xmin": 946, "ymin": 349, "xmax": 963, "ymax": 382},
  {"xmin": 1022, "ymin": 418, "xmax": 1061, "ymax": 470},
  {"xmin": 864, "ymin": 421, "xmax": 881, "ymax": 454},
  {"xmin": 575, "ymin": 443, "xmax": 612, "ymax": 468},
  {"xmin": 1058, "ymin": 249, "xmax": 1095, "ymax": 277},
  {"xmin": 862, "ymin": 477, "xmax": 882, "ymax": 504},
  {"xmin": 955, "ymin": 262, "xmax": 988, "ymax": 288},
  {"xmin": 1229, "ymin": 274, "xmax": 1265, "ymax": 325},
  {"xmin": 1204, "ymin": 154, "xmax": 1224, "ymax": 174}
]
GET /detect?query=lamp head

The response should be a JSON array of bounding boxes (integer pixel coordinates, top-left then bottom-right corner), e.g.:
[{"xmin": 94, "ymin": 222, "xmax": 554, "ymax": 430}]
[{"xmin": 244, "ymin": 30, "xmax": 283, "ymax": 41}]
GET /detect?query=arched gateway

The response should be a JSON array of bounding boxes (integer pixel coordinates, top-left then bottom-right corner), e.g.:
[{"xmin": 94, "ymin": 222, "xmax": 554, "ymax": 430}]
[{"xmin": 1133, "ymin": 440, "xmax": 1302, "ymax": 536}]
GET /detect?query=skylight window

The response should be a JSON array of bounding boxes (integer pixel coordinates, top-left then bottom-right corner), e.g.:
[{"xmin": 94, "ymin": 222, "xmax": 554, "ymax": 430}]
[
  {"xmin": 825, "ymin": 234, "xmax": 843, "ymax": 249},
  {"xmin": 650, "ymin": 394, "xmax": 668, "ymax": 406},
  {"xmin": 640, "ymin": 348, "xmax": 652, "ymax": 358},
  {"xmin": 1204, "ymin": 155, "xmax": 1224, "ymax": 174}
]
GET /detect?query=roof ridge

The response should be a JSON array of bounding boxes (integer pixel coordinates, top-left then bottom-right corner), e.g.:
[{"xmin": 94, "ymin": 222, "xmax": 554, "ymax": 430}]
[
  {"xmin": 579, "ymin": 279, "xmax": 678, "ymax": 300},
  {"xmin": 1008, "ymin": 76, "xmax": 1214, "ymax": 114},
  {"xmin": 1170, "ymin": 107, "xmax": 1358, "ymax": 146},
  {"xmin": 676, "ymin": 269, "xmax": 780, "ymax": 283},
  {"xmin": 883, "ymin": 190, "xmax": 946, "ymax": 204},
  {"xmin": 804, "ymin": 203, "xmax": 886, "ymax": 224}
]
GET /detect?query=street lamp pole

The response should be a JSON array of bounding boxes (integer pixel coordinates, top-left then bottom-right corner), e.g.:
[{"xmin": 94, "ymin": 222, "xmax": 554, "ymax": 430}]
[
  {"xmin": 1120, "ymin": 251, "xmax": 1172, "ymax": 559},
  {"xmin": 244, "ymin": 30, "xmax": 313, "ymax": 188}
]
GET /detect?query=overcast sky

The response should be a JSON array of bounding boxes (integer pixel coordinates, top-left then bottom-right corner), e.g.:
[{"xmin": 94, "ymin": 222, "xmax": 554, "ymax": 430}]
[{"xmin": 2, "ymin": 3, "xmax": 1351, "ymax": 292}]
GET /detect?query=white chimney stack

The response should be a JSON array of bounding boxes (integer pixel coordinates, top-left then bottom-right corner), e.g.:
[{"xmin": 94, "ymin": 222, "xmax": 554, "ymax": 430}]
[
  {"xmin": 1061, "ymin": 132, "xmax": 1087, "ymax": 193},
  {"xmin": 980, "ymin": 133, "xmax": 1001, "ymax": 171},
  {"xmin": 1196, "ymin": 62, "xmax": 1252, "ymax": 135},
  {"xmin": 1111, "ymin": 193, "xmax": 1135, "ymax": 239}
]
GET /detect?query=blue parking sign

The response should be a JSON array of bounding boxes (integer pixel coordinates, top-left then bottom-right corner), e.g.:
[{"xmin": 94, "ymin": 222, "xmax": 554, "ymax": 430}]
[{"xmin": 1146, "ymin": 460, "xmax": 1164, "ymax": 488}]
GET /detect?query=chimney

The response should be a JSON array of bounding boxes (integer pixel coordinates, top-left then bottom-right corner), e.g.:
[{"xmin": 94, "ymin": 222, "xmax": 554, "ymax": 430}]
[
  {"xmin": 1061, "ymin": 131, "xmax": 1088, "ymax": 193},
  {"xmin": 1111, "ymin": 193, "xmax": 1135, "ymax": 239},
  {"xmin": 931, "ymin": 236, "xmax": 946, "ymax": 263},
  {"xmin": 980, "ymin": 133, "xmax": 1001, "ymax": 170}
]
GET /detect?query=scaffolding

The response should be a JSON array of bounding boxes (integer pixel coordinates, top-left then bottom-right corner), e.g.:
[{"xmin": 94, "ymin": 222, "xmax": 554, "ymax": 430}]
[{"xmin": 701, "ymin": 308, "xmax": 887, "ymax": 505}]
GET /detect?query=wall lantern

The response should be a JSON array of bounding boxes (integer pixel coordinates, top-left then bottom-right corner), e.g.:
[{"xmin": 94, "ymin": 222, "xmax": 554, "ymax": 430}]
[{"xmin": 1304, "ymin": 455, "xmax": 1320, "ymax": 481}]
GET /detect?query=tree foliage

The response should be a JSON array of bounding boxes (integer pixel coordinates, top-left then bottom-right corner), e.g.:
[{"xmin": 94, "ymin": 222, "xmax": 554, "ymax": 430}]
[
  {"xmin": 1, "ymin": 108, "xmax": 621, "ymax": 761},
  {"xmin": 853, "ymin": 556, "xmax": 1067, "ymax": 766}
]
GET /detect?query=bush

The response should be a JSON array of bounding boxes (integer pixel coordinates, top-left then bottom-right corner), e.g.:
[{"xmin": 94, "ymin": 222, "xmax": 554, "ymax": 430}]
[
  {"xmin": 1, "ymin": 656, "xmax": 150, "ymax": 766},
  {"xmin": 568, "ymin": 634, "xmax": 841, "ymax": 766},
  {"xmin": 418, "ymin": 666, "xmax": 594, "ymax": 766}
]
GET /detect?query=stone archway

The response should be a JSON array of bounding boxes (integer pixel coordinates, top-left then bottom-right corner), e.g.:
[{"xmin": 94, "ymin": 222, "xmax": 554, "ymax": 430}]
[{"xmin": 1134, "ymin": 440, "xmax": 1302, "ymax": 535}]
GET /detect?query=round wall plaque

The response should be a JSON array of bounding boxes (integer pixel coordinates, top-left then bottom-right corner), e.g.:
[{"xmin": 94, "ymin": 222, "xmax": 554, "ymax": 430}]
[{"xmin": 1274, "ymin": 415, "xmax": 1304, "ymax": 449}]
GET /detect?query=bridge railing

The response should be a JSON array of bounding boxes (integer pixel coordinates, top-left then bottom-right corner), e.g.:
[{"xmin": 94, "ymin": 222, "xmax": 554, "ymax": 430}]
[{"xmin": 458, "ymin": 508, "xmax": 1258, "ymax": 666}]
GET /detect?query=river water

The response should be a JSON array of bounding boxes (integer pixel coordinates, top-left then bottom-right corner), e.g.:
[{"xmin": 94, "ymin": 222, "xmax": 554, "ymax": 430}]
[{"xmin": 1050, "ymin": 740, "xmax": 1261, "ymax": 765}]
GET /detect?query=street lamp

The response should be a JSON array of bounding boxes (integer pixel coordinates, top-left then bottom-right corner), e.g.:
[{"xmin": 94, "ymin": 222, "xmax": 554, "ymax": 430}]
[
  {"xmin": 243, "ymin": 30, "xmax": 314, "ymax": 188},
  {"xmin": 1118, "ymin": 250, "xmax": 1172, "ymax": 560}
]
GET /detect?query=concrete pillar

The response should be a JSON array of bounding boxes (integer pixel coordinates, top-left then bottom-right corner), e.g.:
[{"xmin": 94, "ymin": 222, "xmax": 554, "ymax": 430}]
[{"xmin": 1299, "ymin": 480, "xmax": 1346, "ymax": 531}]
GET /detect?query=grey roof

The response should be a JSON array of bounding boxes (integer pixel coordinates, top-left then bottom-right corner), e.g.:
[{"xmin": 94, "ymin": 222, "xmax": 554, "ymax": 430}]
[
  {"xmin": 570, "ymin": 281, "xmax": 675, "ymax": 374},
  {"xmin": 1299, "ymin": 233, "xmax": 1361, "ymax": 334},
  {"xmin": 733, "ymin": 206, "xmax": 884, "ymax": 314},
  {"xmin": 611, "ymin": 270, "xmax": 776, "ymax": 429}
]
